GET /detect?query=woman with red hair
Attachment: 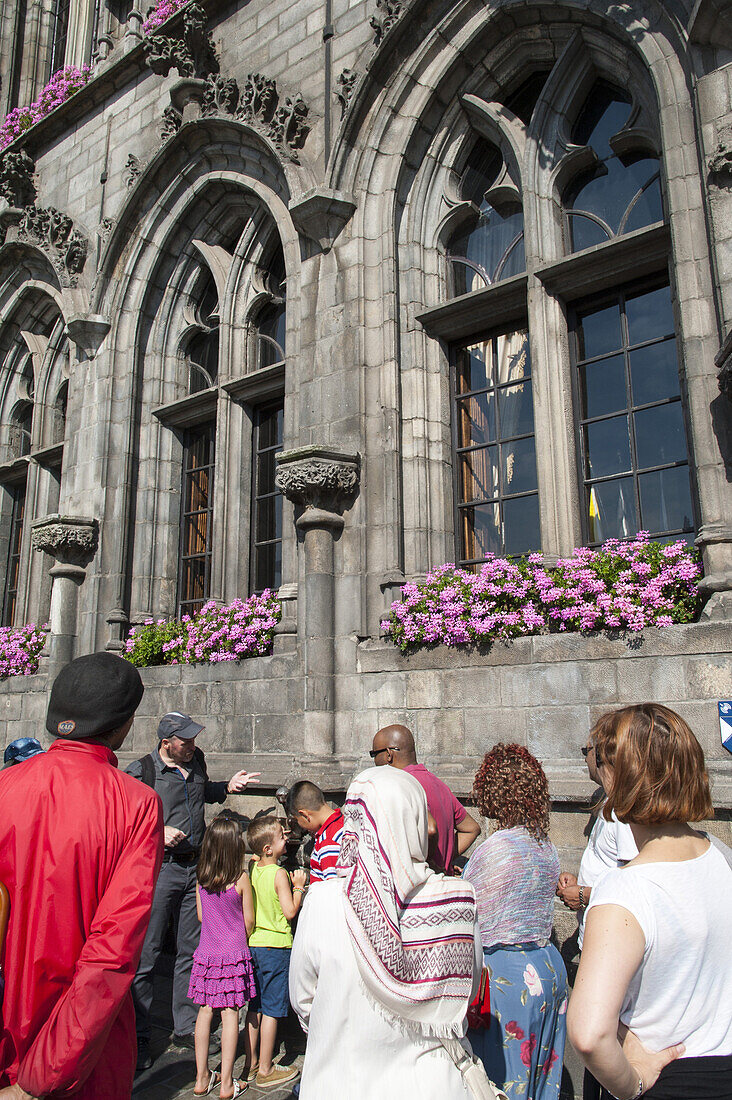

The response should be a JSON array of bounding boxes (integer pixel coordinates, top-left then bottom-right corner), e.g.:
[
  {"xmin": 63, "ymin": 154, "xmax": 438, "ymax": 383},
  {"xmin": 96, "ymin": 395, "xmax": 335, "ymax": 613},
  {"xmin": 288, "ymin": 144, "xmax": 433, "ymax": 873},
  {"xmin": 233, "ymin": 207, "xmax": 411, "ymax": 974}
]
[{"xmin": 465, "ymin": 743, "xmax": 567, "ymax": 1099}]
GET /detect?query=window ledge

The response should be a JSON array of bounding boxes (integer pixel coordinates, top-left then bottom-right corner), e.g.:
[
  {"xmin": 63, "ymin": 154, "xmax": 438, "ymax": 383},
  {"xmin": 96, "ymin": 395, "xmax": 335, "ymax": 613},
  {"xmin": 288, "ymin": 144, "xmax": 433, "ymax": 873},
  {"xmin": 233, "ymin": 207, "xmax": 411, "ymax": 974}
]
[
  {"xmin": 223, "ymin": 362, "xmax": 285, "ymax": 404},
  {"xmin": 0, "ymin": 455, "xmax": 30, "ymax": 485},
  {"xmin": 417, "ymin": 273, "xmax": 528, "ymax": 341},
  {"xmin": 153, "ymin": 388, "xmax": 218, "ymax": 428},
  {"xmin": 536, "ymin": 222, "xmax": 671, "ymax": 299},
  {"xmin": 31, "ymin": 442, "xmax": 64, "ymax": 467}
]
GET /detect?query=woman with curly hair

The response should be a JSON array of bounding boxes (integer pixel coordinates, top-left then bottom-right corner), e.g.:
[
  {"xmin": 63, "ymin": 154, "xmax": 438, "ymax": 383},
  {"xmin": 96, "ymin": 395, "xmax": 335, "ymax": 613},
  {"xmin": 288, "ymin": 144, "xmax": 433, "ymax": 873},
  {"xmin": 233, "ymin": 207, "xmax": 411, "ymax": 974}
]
[{"xmin": 464, "ymin": 743, "xmax": 568, "ymax": 1100}]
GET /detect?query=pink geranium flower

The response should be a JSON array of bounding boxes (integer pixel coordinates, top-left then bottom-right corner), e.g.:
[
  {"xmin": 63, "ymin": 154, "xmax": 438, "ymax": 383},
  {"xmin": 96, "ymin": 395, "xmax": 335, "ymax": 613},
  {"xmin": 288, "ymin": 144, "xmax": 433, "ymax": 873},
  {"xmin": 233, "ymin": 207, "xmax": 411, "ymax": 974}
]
[
  {"xmin": 520, "ymin": 1034, "xmax": 537, "ymax": 1067},
  {"xmin": 505, "ymin": 1020, "xmax": 525, "ymax": 1040}
]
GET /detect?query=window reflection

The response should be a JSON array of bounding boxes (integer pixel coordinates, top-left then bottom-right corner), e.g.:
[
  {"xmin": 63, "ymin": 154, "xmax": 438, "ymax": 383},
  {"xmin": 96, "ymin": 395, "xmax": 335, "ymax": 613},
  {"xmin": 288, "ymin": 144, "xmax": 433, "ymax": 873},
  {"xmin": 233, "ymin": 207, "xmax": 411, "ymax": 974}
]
[
  {"xmin": 573, "ymin": 283, "xmax": 694, "ymax": 544},
  {"xmin": 453, "ymin": 330, "xmax": 539, "ymax": 565},
  {"xmin": 563, "ymin": 83, "xmax": 663, "ymax": 253},
  {"xmin": 447, "ymin": 142, "xmax": 525, "ymax": 296}
]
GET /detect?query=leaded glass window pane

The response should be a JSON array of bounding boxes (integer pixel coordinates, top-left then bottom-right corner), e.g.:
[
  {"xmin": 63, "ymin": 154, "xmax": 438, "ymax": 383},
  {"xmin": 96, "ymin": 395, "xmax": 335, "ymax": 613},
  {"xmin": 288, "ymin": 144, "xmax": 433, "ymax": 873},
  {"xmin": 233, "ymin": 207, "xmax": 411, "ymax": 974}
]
[
  {"xmin": 178, "ymin": 422, "xmax": 215, "ymax": 617},
  {"xmin": 563, "ymin": 83, "xmax": 663, "ymax": 253},
  {"xmin": 573, "ymin": 283, "xmax": 695, "ymax": 545},
  {"xmin": 251, "ymin": 402, "xmax": 283, "ymax": 592},
  {"xmin": 452, "ymin": 330, "xmax": 539, "ymax": 566}
]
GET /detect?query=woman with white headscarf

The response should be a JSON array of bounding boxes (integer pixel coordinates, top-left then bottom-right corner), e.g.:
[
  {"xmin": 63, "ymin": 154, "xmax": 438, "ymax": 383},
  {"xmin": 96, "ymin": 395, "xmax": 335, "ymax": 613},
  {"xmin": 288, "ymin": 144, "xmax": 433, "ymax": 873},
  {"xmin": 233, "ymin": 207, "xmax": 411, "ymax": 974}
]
[{"xmin": 289, "ymin": 765, "xmax": 481, "ymax": 1098}]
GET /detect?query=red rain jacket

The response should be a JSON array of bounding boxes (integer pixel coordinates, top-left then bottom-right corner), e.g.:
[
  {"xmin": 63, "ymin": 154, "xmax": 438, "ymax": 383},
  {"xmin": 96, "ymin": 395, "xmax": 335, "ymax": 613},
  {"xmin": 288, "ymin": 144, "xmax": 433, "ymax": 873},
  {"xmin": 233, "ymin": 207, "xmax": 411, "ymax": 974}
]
[{"xmin": 0, "ymin": 739, "xmax": 163, "ymax": 1098}]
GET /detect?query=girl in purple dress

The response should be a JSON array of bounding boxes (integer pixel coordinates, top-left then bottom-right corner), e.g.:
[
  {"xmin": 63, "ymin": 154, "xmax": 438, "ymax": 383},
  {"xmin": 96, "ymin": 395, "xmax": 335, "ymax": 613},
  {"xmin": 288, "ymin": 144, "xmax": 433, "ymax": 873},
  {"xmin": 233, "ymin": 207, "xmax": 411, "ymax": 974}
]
[{"xmin": 189, "ymin": 815, "xmax": 257, "ymax": 1099}]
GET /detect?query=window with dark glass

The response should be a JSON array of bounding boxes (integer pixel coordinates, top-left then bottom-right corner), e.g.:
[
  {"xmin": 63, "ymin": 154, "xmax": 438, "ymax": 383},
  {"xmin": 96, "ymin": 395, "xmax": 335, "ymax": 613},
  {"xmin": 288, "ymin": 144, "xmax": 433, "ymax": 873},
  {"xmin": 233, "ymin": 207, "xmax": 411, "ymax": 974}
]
[
  {"xmin": 251, "ymin": 402, "xmax": 283, "ymax": 592},
  {"xmin": 572, "ymin": 282, "xmax": 695, "ymax": 544},
  {"xmin": 563, "ymin": 82, "xmax": 663, "ymax": 253},
  {"xmin": 447, "ymin": 142, "xmax": 525, "ymax": 297},
  {"xmin": 48, "ymin": 0, "xmax": 71, "ymax": 77},
  {"xmin": 178, "ymin": 422, "xmax": 215, "ymax": 616},
  {"xmin": 185, "ymin": 275, "xmax": 219, "ymax": 394},
  {"xmin": 2, "ymin": 483, "xmax": 26, "ymax": 626},
  {"xmin": 453, "ymin": 329, "xmax": 539, "ymax": 564}
]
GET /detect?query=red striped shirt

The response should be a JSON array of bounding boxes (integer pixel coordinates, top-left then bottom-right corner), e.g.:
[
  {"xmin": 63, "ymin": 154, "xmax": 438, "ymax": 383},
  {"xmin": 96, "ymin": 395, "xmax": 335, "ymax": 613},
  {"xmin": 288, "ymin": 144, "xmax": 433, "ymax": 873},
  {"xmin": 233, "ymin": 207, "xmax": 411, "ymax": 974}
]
[{"xmin": 309, "ymin": 808, "xmax": 344, "ymax": 883}]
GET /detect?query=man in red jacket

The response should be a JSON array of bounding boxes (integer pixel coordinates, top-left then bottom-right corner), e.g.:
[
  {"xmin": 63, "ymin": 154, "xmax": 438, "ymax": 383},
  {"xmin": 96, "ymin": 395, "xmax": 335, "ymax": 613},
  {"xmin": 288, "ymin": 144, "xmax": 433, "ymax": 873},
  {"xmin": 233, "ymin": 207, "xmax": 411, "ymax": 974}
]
[{"xmin": 0, "ymin": 652, "xmax": 163, "ymax": 1100}]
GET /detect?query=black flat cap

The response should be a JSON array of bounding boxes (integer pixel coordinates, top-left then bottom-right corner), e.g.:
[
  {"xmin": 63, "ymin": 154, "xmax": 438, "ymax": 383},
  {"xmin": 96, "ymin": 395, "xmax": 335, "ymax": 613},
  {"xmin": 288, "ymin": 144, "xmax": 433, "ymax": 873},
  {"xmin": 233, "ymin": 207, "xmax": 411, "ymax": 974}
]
[{"xmin": 47, "ymin": 652, "xmax": 144, "ymax": 740}]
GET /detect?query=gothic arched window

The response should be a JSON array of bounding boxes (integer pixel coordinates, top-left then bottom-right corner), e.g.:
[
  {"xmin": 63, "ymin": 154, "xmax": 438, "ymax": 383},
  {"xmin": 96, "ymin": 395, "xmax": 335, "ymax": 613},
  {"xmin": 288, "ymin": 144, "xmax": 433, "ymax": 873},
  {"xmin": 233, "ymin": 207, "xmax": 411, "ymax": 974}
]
[
  {"xmin": 563, "ymin": 82, "xmax": 663, "ymax": 253},
  {"xmin": 447, "ymin": 142, "xmax": 525, "ymax": 296}
]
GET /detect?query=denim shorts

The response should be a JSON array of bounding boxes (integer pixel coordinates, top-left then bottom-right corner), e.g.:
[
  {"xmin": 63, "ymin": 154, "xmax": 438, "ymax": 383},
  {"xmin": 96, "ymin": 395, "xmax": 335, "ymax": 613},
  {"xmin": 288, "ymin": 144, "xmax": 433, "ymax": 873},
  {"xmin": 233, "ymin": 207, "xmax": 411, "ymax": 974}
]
[{"xmin": 248, "ymin": 946, "xmax": 291, "ymax": 1019}]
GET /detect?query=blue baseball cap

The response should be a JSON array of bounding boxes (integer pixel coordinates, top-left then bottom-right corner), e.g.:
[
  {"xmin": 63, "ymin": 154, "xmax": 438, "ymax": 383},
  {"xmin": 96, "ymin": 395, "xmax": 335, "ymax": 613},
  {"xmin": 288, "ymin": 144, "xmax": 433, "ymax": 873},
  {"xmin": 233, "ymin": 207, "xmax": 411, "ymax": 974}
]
[{"xmin": 3, "ymin": 737, "xmax": 45, "ymax": 765}]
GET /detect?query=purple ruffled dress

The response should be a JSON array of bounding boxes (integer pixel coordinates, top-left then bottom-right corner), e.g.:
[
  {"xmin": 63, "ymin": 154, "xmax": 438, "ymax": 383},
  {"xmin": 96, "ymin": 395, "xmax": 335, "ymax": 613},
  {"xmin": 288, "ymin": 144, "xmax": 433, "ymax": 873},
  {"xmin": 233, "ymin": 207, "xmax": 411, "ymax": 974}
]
[{"xmin": 188, "ymin": 884, "xmax": 257, "ymax": 1008}]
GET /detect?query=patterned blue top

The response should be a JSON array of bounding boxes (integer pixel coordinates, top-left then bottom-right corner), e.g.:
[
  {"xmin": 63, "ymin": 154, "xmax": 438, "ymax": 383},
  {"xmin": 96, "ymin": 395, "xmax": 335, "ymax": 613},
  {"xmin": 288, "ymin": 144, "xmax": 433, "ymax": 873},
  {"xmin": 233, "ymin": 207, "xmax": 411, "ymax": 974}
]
[{"xmin": 464, "ymin": 827, "xmax": 560, "ymax": 949}]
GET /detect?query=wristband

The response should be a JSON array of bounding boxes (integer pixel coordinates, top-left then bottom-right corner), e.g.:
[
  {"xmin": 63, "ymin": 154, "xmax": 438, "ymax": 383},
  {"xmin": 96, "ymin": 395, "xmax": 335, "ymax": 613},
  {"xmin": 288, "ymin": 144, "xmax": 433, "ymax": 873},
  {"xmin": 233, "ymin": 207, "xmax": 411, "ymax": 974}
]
[
  {"xmin": 614, "ymin": 1077, "xmax": 643, "ymax": 1100},
  {"xmin": 578, "ymin": 886, "xmax": 586, "ymax": 908},
  {"xmin": 293, "ymin": 886, "xmax": 306, "ymax": 894}
]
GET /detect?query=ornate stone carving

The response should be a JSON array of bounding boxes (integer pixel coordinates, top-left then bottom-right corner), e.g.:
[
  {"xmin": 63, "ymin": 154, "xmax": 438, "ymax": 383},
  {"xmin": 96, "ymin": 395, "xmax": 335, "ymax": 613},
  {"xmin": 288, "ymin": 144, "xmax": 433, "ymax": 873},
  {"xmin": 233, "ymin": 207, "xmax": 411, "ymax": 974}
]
[
  {"xmin": 161, "ymin": 104, "xmax": 182, "ymax": 140},
  {"xmin": 202, "ymin": 74, "xmax": 239, "ymax": 117},
  {"xmin": 709, "ymin": 140, "xmax": 732, "ymax": 184},
  {"xmin": 336, "ymin": 69, "xmax": 359, "ymax": 117},
  {"xmin": 269, "ymin": 94, "xmax": 309, "ymax": 163},
  {"xmin": 236, "ymin": 73, "xmax": 278, "ymax": 127},
  {"xmin": 275, "ymin": 447, "xmax": 360, "ymax": 512},
  {"xmin": 370, "ymin": 0, "xmax": 403, "ymax": 45},
  {"xmin": 0, "ymin": 149, "xmax": 37, "ymax": 209},
  {"xmin": 143, "ymin": 3, "xmax": 219, "ymax": 80},
  {"xmin": 31, "ymin": 515, "xmax": 100, "ymax": 568},
  {"xmin": 16, "ymin": 206, "xmax": 87, "ymax": 287},
  {"xmin": 97, "ymin": 217, "xmax": 115, "ymax": 245},
  {"xmin": 715, "ymin": 329, "xmax": 732, "ymax": 402},
  {"xmin": 231, "ymin": 74, "xmax": 309, "ymax": 162},
  {"xmin": 125, "ymin": 153, "xmax": 142, "ymax": 187}
]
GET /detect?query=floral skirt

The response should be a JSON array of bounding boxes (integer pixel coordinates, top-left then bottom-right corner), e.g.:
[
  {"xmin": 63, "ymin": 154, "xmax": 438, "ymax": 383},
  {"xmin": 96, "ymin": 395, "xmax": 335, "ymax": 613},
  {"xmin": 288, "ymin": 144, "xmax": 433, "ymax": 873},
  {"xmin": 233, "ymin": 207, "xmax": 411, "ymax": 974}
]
[
  {"xmin": 468, "ymin": 942, "xmax": 568, "ymax": 1100},
  {"xmin": 187, "ymin": 955, "xmax": 257, "ymax": 1010}
]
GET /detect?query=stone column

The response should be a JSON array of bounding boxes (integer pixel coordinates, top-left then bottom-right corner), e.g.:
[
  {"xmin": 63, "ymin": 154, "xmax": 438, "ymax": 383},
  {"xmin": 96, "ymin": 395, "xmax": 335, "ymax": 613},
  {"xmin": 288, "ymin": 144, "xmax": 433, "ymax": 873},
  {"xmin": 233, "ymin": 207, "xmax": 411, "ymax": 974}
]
[
  {"xmin": 275, "ymin": 448, "xmax": 359, "ymax": 757},
  {"xmin": 31, "ymin": 516, "xmax": 99, "ymax": 676}
]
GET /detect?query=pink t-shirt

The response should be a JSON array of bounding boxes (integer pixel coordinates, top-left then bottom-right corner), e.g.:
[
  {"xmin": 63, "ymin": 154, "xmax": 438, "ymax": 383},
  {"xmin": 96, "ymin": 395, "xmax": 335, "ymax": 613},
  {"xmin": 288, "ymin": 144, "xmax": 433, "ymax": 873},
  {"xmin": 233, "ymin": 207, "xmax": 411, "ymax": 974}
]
[{"xmin": 404, "ymin": 763, "xmax": 467, "ymax": 874}]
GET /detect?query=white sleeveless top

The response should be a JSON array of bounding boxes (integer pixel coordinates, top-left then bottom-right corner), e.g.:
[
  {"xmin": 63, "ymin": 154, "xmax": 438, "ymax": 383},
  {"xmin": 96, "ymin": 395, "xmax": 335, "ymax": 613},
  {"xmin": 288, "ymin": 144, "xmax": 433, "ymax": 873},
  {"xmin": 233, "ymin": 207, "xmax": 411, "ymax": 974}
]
[{"xmin": 587, "ymin": 842, "xmax": 732, "ymax": 1058}]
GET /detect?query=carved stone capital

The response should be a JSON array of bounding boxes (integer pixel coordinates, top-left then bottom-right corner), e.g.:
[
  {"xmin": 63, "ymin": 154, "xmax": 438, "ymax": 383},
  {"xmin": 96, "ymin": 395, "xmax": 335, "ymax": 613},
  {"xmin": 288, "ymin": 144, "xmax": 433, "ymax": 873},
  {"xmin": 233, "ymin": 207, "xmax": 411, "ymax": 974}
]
[
  {"xmin": 31, "ymin": 515, "xmax": 99, "ymax": 569},
  {"xmin": 143, "ymin": 2, "xmax": 219, "ymax": 80},
  {"xmin": 275, "ymin": 447, "xmax": 360, "ymax": 514},
  {"xmin": 289, "ymin": 189, "xmax": 356, "ymax": 251},
  {"xmin": 12, "ymin": 205, "xmax": 88, "ymax": 287},
  {"xmin": 66, "ymin": 315, "xmax": 111, "ymax": 359}
]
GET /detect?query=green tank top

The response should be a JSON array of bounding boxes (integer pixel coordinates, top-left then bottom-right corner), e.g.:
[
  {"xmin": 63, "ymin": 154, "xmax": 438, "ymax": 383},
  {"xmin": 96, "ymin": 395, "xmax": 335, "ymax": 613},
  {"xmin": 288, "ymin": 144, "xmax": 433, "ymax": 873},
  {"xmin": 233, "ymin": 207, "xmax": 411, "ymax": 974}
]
[{"xmin": 249, "ymin": 862, "xmax": 293, "ymax": 948}]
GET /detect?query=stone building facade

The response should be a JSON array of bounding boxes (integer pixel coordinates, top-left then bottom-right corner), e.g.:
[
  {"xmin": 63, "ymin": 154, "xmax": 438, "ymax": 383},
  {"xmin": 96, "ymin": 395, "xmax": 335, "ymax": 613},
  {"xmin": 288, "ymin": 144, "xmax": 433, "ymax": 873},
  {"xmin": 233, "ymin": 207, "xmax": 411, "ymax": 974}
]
[{"xmin": 1, "ymin": 5, "xmax": 731, "ymax": 1082}]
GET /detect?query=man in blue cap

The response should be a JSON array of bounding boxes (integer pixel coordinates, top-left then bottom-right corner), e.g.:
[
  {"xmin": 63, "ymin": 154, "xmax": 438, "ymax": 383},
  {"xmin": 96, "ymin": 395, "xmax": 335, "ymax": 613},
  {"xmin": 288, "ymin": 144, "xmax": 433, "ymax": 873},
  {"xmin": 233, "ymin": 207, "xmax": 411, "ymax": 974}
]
[
  {"xmin": 127, "ymin": 713, "xmax": 260, "ymax": 1069},
  {"xmin": 2, "ymin": 739, "xmax": 44, "ymax": 769}
]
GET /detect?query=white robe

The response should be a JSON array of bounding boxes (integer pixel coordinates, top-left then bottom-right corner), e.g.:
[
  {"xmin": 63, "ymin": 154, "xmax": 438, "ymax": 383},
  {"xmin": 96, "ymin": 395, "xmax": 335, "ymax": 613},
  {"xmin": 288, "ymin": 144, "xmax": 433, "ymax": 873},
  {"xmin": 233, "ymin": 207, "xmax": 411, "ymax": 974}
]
[{"xmin": 289, "ymin": 877, "xmax": 480, "ymax": 1099}]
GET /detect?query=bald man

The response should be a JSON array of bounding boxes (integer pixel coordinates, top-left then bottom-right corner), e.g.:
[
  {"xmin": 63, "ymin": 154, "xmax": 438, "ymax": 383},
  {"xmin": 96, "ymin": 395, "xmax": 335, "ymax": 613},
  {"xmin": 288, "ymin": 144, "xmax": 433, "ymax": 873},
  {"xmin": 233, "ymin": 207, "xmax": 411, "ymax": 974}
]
[{"xmin": 370, "ymin": 724, "xmax": 480, "ymax": 874}]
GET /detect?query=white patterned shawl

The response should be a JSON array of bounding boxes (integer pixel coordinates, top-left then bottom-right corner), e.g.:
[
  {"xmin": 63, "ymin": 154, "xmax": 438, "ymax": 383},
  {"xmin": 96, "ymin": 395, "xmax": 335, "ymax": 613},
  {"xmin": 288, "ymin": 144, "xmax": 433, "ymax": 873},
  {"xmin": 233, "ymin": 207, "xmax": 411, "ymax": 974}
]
[{"xmin": 335, "ymin": 766, "xmax": 477, "ymax": 1038}]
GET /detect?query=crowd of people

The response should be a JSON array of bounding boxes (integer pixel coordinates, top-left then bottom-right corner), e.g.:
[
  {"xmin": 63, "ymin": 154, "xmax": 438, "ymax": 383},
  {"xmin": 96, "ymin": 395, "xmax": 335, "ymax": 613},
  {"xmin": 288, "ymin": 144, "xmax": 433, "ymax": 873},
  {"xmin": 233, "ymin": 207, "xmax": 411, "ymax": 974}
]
[{"xmin": 0, "ymin": 651, "xmax": 731, "ymax": 1100}]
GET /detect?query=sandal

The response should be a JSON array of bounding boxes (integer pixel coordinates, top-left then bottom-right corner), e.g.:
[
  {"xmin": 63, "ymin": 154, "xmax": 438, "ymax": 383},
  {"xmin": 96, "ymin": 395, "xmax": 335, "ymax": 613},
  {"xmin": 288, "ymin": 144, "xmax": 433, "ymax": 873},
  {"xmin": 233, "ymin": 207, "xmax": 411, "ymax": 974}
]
[
  {"xmin": 194, "ymin": 1069, "xmax": 221, "ymax": 1095},
  {"xmin": 220, "ymin": 1080, "xmax": 248, "ymax": 1099}
]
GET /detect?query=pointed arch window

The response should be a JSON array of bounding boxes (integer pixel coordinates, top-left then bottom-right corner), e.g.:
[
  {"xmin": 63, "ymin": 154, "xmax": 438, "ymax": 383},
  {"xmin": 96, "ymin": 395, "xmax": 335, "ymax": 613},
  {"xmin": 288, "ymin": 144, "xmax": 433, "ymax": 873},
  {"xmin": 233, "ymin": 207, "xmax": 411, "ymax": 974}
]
[
  {"xmin": 2, "ymin": 484, "xmax": 26, "ymax": 626},
  {"xmin": 563, "ymin": 82, "xmax": 663, "ymax": 253},
  {"xmin": 447, "ymin": 142, "xmax": 525, "ymax": 297},
  {"xmin": 184, "ymin": 273, "xmax": 219, "ymax": 394}
]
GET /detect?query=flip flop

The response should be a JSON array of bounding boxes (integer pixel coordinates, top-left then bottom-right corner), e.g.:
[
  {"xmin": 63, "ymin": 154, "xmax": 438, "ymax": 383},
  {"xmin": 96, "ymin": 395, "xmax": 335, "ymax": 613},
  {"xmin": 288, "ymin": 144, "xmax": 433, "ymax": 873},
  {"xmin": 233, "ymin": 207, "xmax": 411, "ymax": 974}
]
[
  {"xmin": 220, "ymin": 1080, "xmax": 248, "ymax": 1099},
  {"xmin": 194, "ymin": 1069, "xmax": 221, "ymax": 1095}
]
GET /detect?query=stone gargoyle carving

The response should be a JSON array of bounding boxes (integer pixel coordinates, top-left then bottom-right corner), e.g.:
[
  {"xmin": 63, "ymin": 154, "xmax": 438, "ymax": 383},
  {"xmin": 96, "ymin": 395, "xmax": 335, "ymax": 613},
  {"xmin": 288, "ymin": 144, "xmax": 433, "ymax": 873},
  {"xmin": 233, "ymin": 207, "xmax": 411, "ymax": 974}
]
[
  {"xmin": 0, "ymin": 149, "xmax": 37, "ymax": 209},
  {"xmin": 370, "ymin": 0, "xmax": 403, "ymax": 45}
]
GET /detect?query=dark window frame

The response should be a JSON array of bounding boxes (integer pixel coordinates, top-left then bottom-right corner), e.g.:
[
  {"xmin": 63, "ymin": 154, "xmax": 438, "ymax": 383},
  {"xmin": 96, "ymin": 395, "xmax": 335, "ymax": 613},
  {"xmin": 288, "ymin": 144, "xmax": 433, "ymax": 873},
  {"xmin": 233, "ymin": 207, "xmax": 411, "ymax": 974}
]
[
  {"xmin": 250, "ymin": 399, "xmax": 284, "ymax": 594},
  {"xmin": 177, "ymin": 421, "xmax": 216, "ymax": 618},
  {"xmin": 449, "ymin": 322, "xmax": 540, "ymax": 568},
  {"xmin": 2, "ymin": 481, "xmax": 26, "ymax": 627},
  {"xmin": 568, "ymin": 274, "xmax": 698, "ymax": 546}
]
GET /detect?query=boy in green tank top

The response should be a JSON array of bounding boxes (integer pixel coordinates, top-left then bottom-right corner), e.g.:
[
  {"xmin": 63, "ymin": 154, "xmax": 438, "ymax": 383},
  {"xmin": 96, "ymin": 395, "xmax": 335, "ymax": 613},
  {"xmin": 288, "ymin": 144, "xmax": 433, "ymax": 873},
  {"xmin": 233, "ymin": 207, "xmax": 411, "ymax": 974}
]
[{"xmin": 245, "ymin": 816, "xmax": 307, "ymax": 1091}]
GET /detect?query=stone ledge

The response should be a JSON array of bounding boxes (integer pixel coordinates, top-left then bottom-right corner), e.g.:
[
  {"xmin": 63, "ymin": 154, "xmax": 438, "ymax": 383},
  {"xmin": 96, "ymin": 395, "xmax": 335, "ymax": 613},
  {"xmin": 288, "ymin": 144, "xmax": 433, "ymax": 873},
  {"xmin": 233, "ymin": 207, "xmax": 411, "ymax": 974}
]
[{"xmin": 358, "ymin": 620, "xmax": 732, "ymax": 673}]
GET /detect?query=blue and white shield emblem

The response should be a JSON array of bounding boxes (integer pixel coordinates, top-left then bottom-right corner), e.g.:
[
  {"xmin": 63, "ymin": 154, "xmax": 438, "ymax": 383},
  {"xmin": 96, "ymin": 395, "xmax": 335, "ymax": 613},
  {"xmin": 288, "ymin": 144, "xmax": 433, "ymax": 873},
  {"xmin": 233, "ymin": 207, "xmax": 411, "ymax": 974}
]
[{"xmin": 719, "ymin": 702, "xmax": 732, "ymax": 755}]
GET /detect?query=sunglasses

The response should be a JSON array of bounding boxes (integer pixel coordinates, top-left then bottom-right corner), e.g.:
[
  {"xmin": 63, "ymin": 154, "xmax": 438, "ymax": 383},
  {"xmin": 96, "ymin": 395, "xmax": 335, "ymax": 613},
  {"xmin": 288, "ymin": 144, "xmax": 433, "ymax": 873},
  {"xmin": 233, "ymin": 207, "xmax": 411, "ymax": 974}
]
[
  {"xmin": 581, "ymin": 745, "xmax": 604, "ymax": 765},
  {"xmin": 369, "ymin": 746, "xmax": 397, "ymax": 759}
]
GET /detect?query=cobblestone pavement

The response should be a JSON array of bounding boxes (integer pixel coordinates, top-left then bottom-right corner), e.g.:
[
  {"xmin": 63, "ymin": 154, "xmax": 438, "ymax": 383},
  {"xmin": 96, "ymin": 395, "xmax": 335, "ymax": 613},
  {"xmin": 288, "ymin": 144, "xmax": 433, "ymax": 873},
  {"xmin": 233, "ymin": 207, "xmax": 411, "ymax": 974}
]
[{"xmin": 132, "ymin": 960, "xmax": 304, "ymax": 1100}]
